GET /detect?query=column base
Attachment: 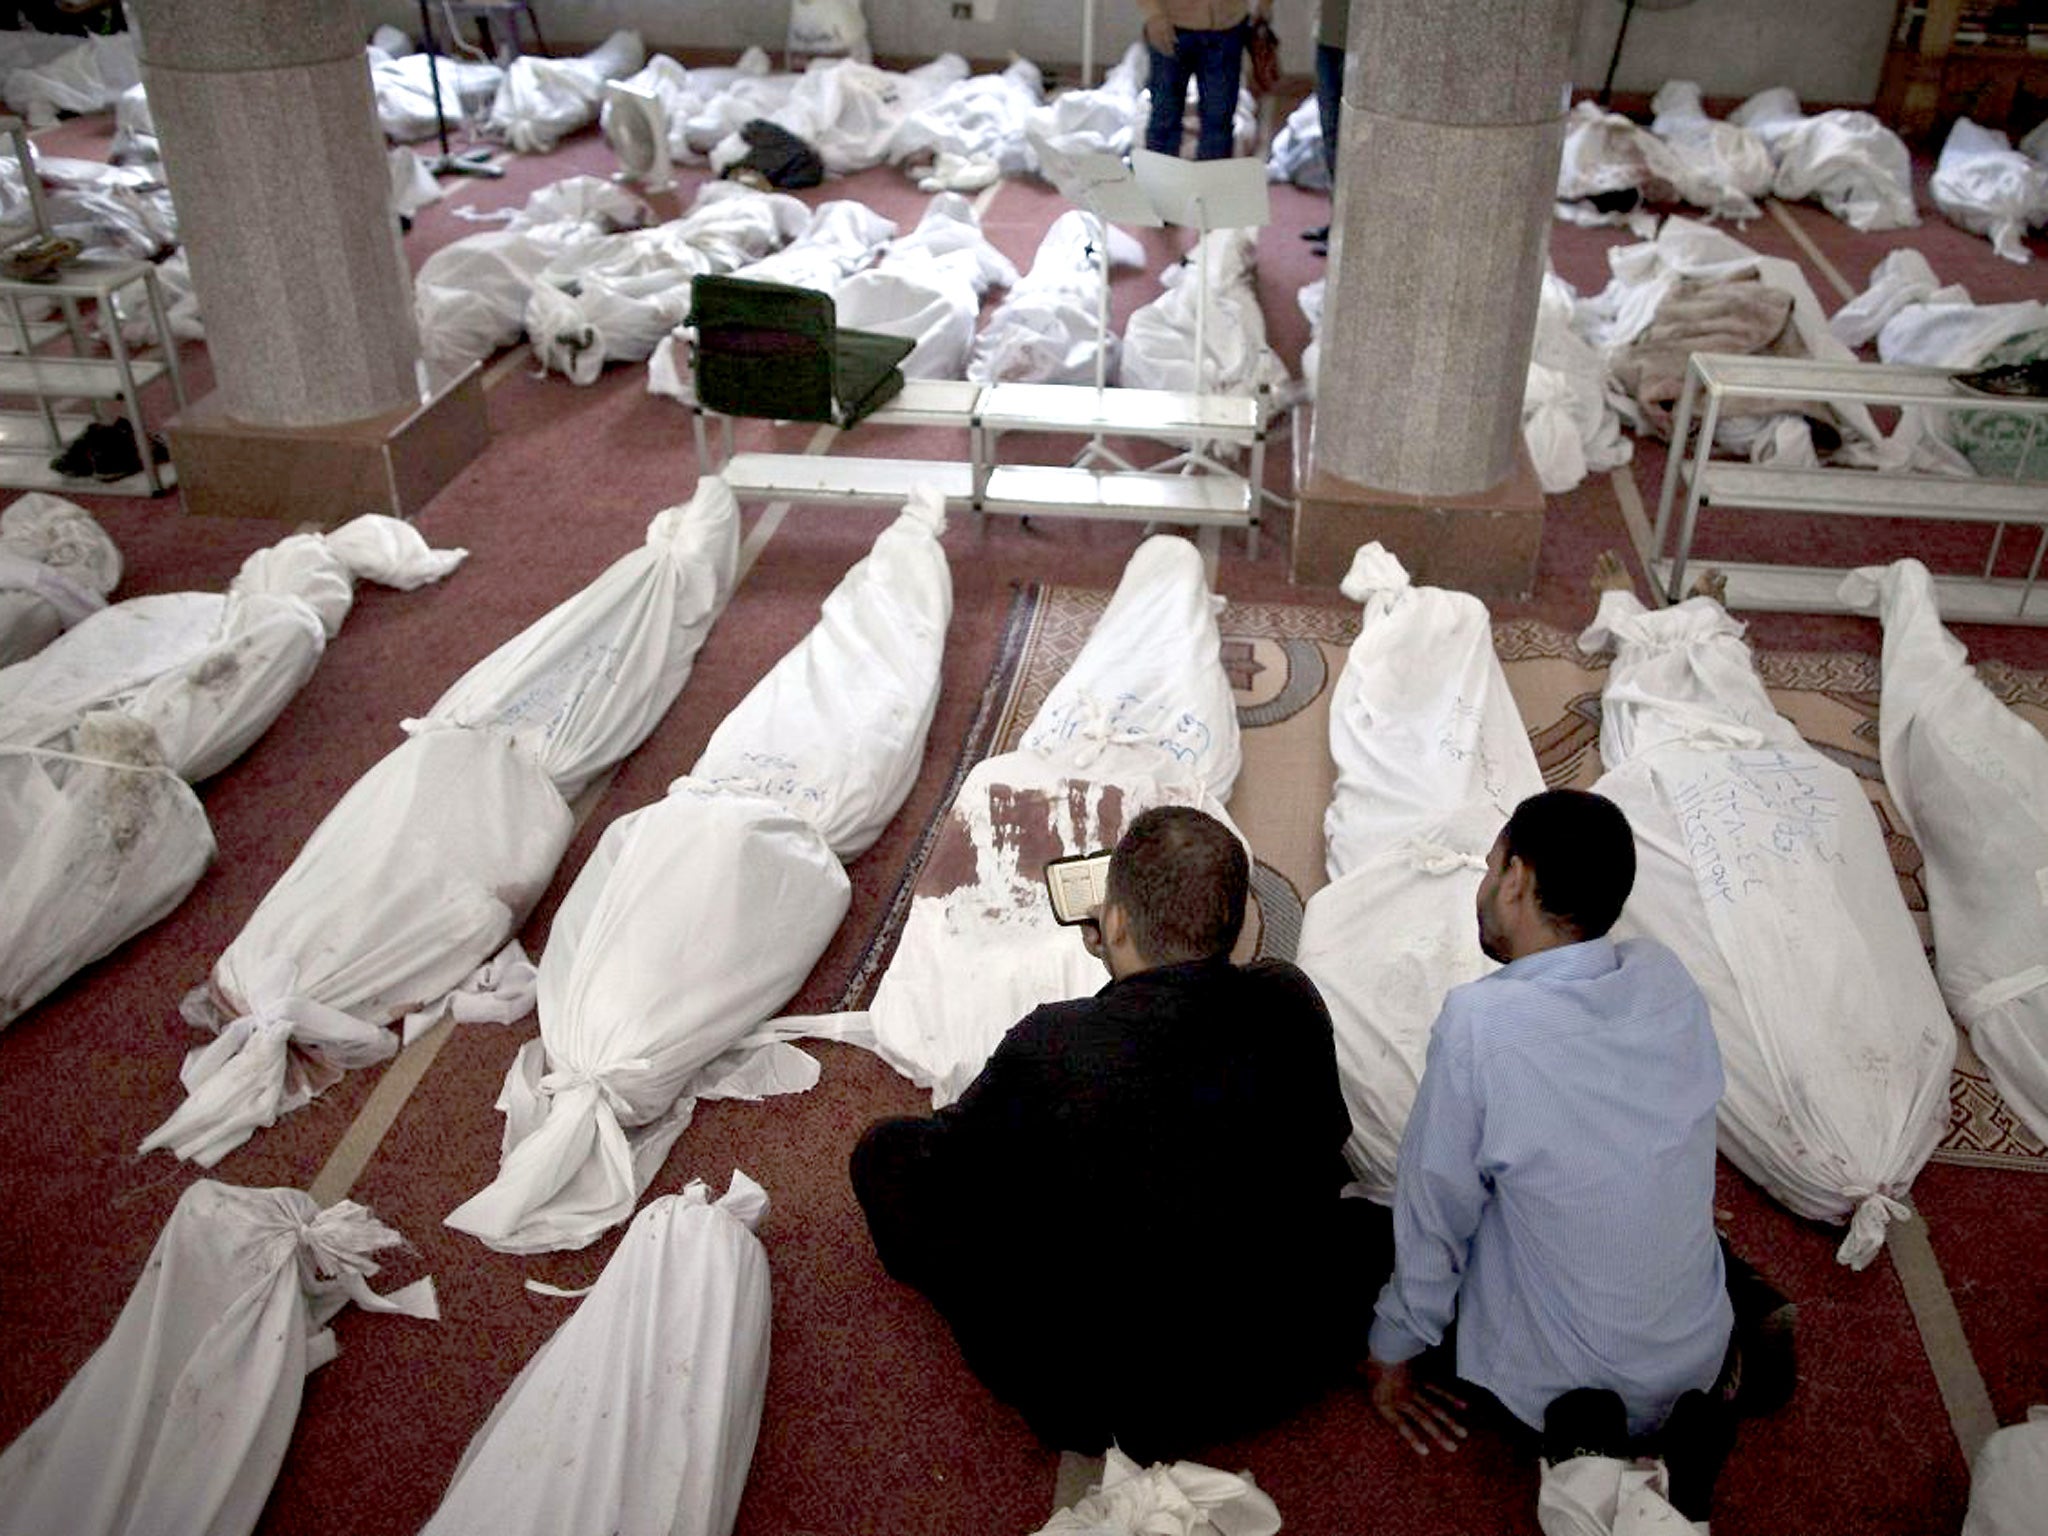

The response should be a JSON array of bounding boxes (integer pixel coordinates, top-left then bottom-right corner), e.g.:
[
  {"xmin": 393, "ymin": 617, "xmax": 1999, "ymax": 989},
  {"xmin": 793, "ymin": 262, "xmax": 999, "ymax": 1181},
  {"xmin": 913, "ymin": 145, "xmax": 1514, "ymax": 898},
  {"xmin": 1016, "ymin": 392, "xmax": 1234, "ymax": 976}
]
[
  {"xmin": 166, "ymin": 361, "xmax": 490, "ymax": 525},
  {"xmin": 1290, "ymin": 440, "xmax": 1545, "ymax": 601}
]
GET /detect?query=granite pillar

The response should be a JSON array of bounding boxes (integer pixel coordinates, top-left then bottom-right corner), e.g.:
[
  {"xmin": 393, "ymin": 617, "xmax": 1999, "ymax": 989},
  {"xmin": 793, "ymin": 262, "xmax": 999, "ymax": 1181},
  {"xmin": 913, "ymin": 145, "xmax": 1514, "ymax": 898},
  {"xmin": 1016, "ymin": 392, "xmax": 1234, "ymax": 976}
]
[
  {"xmin": 1295, "ymin": 0, "xmax": 1581, "ymax": 595},
  {"xmin": 132, "ymin": 0, "xmax": 488, "ymax": 520}
]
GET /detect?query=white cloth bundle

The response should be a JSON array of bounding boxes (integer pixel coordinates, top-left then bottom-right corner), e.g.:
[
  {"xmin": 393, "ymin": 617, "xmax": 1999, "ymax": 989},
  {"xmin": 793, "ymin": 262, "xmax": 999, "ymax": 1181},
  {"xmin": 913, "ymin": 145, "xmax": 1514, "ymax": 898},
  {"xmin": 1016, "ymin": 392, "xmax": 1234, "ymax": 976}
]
[
  {"xmin": 3, "ymin": 31, "xmax": 139, "ymax": 128},
  {"xmin": 0, "ymin": 714, "xmax": 213, "ymax": 1031},
  {"xmin": 1731, "ymin": 89, "xmax": 1918, "ymax": 232},
  {"xmin": 1966, "ymin": 1408, "xmax": 2048, "ymax": 1536},
  {"xmin": 446, "ymin": 497, "xmax": 950, "ymax": 1253},
  {"xmin": 0, "ymin": 514, "xmax": 466, "ymax": 783},
  {"xmin": 887, "ymin": 58, "xmax": 1043, "ymax": 180},
  {"xmin": 416, "ymin": 175, "xmax": 648, "ymax": 366},
  {"xmin": 711, "ymin": 55, "xmax": 963, "ymax": 179},
  {"xmin": 109, "ymin": 80, "xmax": 157, "ymax": 162},
  {"xmin": 1121, "ymin": 227, "xmax": 1289, "ymax": 399},
  {"xmin": 725, "ymin": 198, "xmax": 898, "ymax": 295},
  {"xmin": 694, "ymin": 488, "xmax": 952, "ymax": 858},
  {"xmin": 1581, "ymin": 589, "xmax": 1955, "ymax": 1268},
  {"xmin": 140, "ymin": 727, "xmax": 572, "ymax": 1167},
  {"xmin": 678, "ymin": 54, "xmax": 800, "ymax": 158},
  {"xmin": 835, "ymin": 193, "xmax": 1018, "ymax": 380},
  {"xmin": 1294, "ymin": 546, "xmax": 1545, "ymax": 1197},
  {"xmin": 859, "ymin": 535, "xmax": 1242, "ymax": 1105},
  {"xmin": 489, "ymin": 29, "xmax": 647, "ymax": 155},
  {"xmin": 1524, "ymin": 271, "xmax": 1632, "ymax": 494},
  {"xmin": 1536, "ymin": 1455, "xmax": 1697, "ymax": 1536},
  {"xmin": 1839, "ymin": 561, "xmax": 2048, "ymax": 1146},
  {"xmin": 1930, "ymin": 118, "xmax": 2048, "ymax": 265},
  {"xmin": 414, "ymin": 480, "xmax": 740, "ymax": 801},
  {"xmin": 0, "ymin": 493, "xmax": 119, "ymax": 665},
  {"xmin": 968, "ymin": 209, "xmax": 1143, "ymax": 386},
  {"xmin": 1828, "ymin": 248, "xmax": 1948, "ymax": 351},
  {"xmin": 604, "ymin": 52, "xmax": 774, "ymax": 164},
  {"xmin": 0, "ymin": 1181, "xmax": 437, "ymax": 1536},
  {"xmin": 1034, "ymin": 1447, "xmax": 1281, "ymax": 1536},
  {"xmin": 1024, "ymin": 44, "xmax": 1146, "ymax": 164},
  {"xmin": 1266, "ymin": 93, "xmax": 1329, "ymax": 191},
  {"xmin": 1647, "ymin": 80, "xmax": 1775, "ymax": 223},
  {"xmin": 1555, "ymin": 100, "xmax": 1710, "ymax": 230},
  {"xmin": 425, "ymin": 1174, "xmax": 768, "ymax": 1536},
  {"xmin": 370, "ymin": 50, "xmax": 503, "ymax": 144}
]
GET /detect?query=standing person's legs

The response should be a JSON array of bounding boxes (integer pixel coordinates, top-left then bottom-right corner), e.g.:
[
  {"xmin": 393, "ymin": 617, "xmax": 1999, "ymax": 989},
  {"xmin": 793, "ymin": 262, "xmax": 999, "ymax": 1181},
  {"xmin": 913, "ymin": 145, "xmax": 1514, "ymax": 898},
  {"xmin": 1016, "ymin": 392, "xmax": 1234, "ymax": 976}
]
[
  {"xmin": 1189, "ymin": 22, "xmax": 1247, "ymax": 161},
  {"xmin": 1315, "ymin": 42, "xmax": 1343, "ymax": 183},
  {"xmin": 1145, "ymin": 37, "xmax": 1194, "ymax": 156}
]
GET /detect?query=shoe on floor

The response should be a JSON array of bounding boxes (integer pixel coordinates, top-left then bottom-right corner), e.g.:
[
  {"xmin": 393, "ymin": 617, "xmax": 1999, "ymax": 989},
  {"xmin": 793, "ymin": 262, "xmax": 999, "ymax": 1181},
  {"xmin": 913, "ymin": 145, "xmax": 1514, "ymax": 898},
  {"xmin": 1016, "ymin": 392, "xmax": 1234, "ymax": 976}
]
[
  {"xmin": 1720, "ymin": 1257, "xmax": 1797, "ymax": 1417},
  {"xmin": 1660, "ymin": 1387, "xmax": 1736, "ymax": 1523},
  {"xmin": 1300, "ymin": 224, "xmax": 1329, "ymax": 243},
  {"xmin": 1541, "ymin": 1387, "xmax": 1630, "ymax": 1465}
]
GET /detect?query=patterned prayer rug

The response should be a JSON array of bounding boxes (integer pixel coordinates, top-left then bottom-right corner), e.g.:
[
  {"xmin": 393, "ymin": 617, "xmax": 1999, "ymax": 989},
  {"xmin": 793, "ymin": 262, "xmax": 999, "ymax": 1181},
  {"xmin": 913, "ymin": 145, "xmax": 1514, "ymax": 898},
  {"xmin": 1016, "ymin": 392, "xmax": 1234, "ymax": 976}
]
[{"xmin": 848, "ymin": 583, "xmax": 2048, "ymax": 1172}]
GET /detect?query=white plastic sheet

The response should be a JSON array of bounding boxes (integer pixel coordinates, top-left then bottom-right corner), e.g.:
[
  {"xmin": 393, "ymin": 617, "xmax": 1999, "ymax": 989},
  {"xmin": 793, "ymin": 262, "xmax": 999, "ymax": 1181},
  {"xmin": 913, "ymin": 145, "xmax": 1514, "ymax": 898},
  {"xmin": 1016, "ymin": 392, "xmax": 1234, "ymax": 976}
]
[
  {"xmin": 0, "ymin": 714, "xmax": 212, "ymax": 1031},
  {"xmin": 1525, "ymin": 272, "xmax": 1632, "ymax": 494},
  {"xmin": 858, "ymin": 535, "xmax": 1242, "ymax": 1106},
  {"xmin": 725, "ymin": 197, "xmax": 896, "ymax": 295},
  {"xmin": 0, "ymin": 1181, "xmax": 437, "ymax": 1536},
  {"xmin": 489, "ymin": 30, "xmax": 646, "ymax": 155},
  {"xmin": 1647, "ymin": 80, "xmax": 1774, "ymax": 223},
  {"xmin": 968, "ymin": 209, "xmax": 1142, "ymax": 386},
  {"xmin": 448, "ymin": 497, "xmax": 949, "ymax": 1253},
  {"xmin": 1035, "ymin": 1448, "xmax": 1281, "ymax": 1536},
  {"xmin": 0, "ymin": 493, "xmax": 119, "ymax": 665},
  {"xmin": 109, "ymin": 80, "xmax": 156, "ymax": 163},
  {"xmin": 390, "ymin": 146, "xmax": 443, "ymax": 219},
  {"xmin": 1733, "ymin": 89, "xmax": 1918, "ymax": 232},
  {"xmin": 370, "ymin": 50, "xmax": 504, "ymax": 144},
  {"xmin": 1581, "ymin": 589, "xmax": 1955, "ymax": 1267},
  {"xmin": 413, "ymin": 479, "xmax": 740, "ymax": 801},
  {"xmin": 1121, "ymin": 228, "xmax": 1289, "ymax": 399},
  {"xmin": 1839, "ymin": 560, "xmax": 2048, "ymax": 1147},
  {"xmin": 425, "ymin": 1174, "xmax": 768, "ymax": 1536},
  {"xmin": 712, "ymin": 55, "xmax": 963, "ymax": 179},
  {"xmin": 1293, "ymin": 546, "xmax": 1545, "ymax": 1197},
  {"xmin": 1930, "ymin": 118, "xmax": 2048, "ymax": 265},
  {"xmin": 1828, "ymin": 247, "xmax": 1946, "ymax": 350},
  {"xmin": 1966, "ymin": 1408, "xmax": 2048, "ymax": 1536},
  {"xmin": 888, "ymin": 58, "xmax": 1043, "ymax": 180}
]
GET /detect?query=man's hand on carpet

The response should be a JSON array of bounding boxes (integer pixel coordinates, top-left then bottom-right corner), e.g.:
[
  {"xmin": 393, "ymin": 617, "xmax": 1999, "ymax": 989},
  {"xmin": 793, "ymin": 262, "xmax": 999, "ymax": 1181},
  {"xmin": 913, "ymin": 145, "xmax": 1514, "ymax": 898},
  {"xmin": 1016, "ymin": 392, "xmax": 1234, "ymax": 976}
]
[{"xmin": 1367, "ymin": 1358, "xmax": 1468, "ymax": 1457}]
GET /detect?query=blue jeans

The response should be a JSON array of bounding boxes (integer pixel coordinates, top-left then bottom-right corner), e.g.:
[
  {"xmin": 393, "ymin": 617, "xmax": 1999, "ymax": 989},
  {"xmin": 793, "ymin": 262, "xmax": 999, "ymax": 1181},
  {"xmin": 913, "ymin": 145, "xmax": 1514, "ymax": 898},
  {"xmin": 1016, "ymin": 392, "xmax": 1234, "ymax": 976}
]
[{"xmin": 1145, "ymin": 21, "xmax": 1246, "ymax": 161}]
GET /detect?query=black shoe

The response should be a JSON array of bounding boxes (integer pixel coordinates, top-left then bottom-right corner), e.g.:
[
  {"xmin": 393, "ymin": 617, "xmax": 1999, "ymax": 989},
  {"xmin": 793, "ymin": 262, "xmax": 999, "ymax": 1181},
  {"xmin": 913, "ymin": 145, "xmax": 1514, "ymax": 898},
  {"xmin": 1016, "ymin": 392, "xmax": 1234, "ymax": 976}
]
[
  {"xmin": 1720, "ymin": 1257, "xmax": 1796, "ymax": 1417},
  {"xmin": 1542, "ymin": 1387, "xmax": 1630, "ymax": 1465},
  {"xmin": 1300, "ymin": 224, "xmax": 1329, "ymax": 243},
  {"xmin": 1660, "ymin": 1388, "xmax": 1736, "ymax": 1523}
]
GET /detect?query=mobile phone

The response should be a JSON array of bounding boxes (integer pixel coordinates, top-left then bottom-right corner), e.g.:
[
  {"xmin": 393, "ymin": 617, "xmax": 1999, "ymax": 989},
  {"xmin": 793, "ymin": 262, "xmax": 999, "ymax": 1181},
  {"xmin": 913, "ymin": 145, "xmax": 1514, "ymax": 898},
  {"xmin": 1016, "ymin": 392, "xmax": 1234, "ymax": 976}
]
[{"xmin": 1044, "ymin": 851, "xmax": 1112, "ymax": 926}]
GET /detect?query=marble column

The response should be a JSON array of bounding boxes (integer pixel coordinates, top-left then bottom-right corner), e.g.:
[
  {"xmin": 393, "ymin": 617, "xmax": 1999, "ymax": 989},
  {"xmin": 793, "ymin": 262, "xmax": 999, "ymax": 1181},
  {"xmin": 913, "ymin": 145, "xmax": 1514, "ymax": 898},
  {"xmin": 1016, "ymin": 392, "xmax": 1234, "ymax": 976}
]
[
  {"xmin": 1294, "ymin": 0, "xmax": 1581, "ymax": 593},
  {"xmin": 133, "ymin": 0, "xmax": 420, "ymax": 426}
]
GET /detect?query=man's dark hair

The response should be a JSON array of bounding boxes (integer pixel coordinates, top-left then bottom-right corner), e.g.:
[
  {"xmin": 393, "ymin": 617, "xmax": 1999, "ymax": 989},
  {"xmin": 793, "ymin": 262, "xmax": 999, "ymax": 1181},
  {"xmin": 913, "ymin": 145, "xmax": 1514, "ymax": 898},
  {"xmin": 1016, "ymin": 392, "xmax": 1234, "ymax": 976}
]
[
  {"xmin": 1500, "ymin": 788, "xmax": 1637, "ymax": 941},
  {"xmin": 1104, "ymin": 805, "xmax": 1248, "ymax": 964}
]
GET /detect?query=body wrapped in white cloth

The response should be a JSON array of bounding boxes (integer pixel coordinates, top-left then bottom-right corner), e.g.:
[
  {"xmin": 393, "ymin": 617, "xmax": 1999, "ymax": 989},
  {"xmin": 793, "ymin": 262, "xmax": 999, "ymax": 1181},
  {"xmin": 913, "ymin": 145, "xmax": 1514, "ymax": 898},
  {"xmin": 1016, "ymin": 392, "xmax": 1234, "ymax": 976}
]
[
  {"xmin": 857, "ymin": 534, "xmax": 1242, "ymax": 1106},
  {"xmin": 1581, "ymin": 588, "xmax": 1954, "ymax": 1267},
  {"xmin": 446, "ymin": 494, "xmax": 951, "ymax": 1253},
  {"xmin": 422, "ymin": 1173, "xmax": 768, "ymax": 1536},
  {"xmin": 1840, "ymin": 560, "xmax": 2048, "ymax": 1147},
  {"xmin": 0, "ymin": 1180, "xmax": 437, "ymax": 1536},
  {"xmin": 0, "ymin": 493, "xmax": 120, "ymax": 665},
  {"xmin": 1294, "ymin": 546, "xmax": 1546, "ymax": 1197},
  {"xmin": 141, "ymin": 486, "xmax": 740, "ymax": 1167}
]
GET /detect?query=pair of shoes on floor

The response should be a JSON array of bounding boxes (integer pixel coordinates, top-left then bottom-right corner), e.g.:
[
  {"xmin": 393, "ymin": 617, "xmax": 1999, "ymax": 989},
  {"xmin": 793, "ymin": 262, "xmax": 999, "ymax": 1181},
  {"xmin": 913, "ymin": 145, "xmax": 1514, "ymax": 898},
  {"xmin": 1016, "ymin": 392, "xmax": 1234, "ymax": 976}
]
[{"xmin": 49, "ymin": 420, "xmax": 167, "ymax": 482}]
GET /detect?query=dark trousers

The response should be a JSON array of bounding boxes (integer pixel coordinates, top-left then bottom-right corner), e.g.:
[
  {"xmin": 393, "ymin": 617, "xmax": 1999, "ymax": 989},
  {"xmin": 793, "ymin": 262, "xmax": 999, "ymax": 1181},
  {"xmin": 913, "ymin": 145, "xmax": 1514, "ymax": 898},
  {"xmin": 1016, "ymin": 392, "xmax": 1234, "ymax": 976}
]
[
  {"xmin": 1145, "ymin": 23, "xmax": 1247, "ymax": 162},
  {"xmin": 1315, "ymin": 42, "xmax": 1343, "ymax": 183},
  {"xmin": 852, "ymin": 1114, "xmax": 1394, "ymax": 1460}
]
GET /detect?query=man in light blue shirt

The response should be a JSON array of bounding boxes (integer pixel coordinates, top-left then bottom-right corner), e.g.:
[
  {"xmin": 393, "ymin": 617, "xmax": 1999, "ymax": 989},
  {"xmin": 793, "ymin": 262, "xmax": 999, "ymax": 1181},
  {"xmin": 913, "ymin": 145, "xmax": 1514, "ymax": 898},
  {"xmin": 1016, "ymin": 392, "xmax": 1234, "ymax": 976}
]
[{"xmin": 1366, "ymin": 789, "xmax": 1736, "ymax": 1506}]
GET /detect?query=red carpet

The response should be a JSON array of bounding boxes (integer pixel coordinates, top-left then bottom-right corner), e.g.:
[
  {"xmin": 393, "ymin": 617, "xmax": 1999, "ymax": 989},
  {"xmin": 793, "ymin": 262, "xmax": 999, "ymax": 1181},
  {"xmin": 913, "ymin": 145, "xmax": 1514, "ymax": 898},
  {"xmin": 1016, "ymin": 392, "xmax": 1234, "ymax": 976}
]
[{"xmin": 1, "ymin": 90, "xmax": 2044, "ymax": 1536}]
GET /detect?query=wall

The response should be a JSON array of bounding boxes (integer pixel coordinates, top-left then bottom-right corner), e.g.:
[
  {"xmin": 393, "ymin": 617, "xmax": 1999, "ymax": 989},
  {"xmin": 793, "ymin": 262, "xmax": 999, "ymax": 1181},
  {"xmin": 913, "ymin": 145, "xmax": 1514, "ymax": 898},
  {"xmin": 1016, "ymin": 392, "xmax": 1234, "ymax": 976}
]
[
  {"xmin": 1570, "ymin": 0, "xmax": 1895, "ymax": 107},
  {"xmin": 358, "ymin": 0, "xmax": 1893, "ymax": 105}
]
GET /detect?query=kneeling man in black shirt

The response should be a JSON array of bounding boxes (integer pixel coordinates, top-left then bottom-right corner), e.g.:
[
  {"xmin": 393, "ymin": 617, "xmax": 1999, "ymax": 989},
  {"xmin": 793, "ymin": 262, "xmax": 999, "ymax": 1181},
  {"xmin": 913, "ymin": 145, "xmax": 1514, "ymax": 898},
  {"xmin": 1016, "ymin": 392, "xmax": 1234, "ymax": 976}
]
[{"xmin": 852, "ymin": 805, "xmax": 1388, "ymax": 1459}]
